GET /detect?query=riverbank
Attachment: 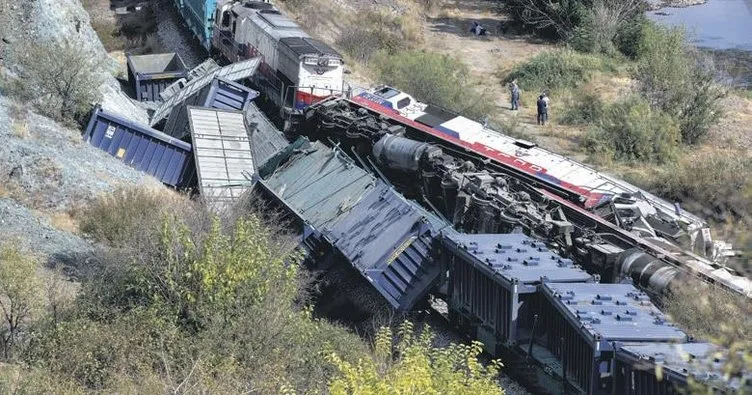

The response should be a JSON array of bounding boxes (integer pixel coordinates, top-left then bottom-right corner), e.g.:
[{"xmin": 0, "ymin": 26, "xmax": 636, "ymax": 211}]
[{"xmin": 647, "ymin": 0, "xmax": 706, "ymax": 11}]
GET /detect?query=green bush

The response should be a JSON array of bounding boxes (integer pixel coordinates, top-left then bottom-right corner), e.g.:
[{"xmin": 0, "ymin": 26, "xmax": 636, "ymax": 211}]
[
  {"xmin": 635, "ymin": 22, "xmax": 725, "ymax": 144},
  {"xmin": 560, "ymin": 90, "xmax": 605, "ymax": 125},
  {"xmin": 505, "ymin": 0, "xmax": 644, "ymax": 50},
  {"xmin": 8, "ymin": 39, "xmax": 102, "ymax": 127},
  {"xmin": 503, "ymin": 49, "xmax": 617, "ymax": 93},
  {"xmin": 570, "ymin": 0, "xmax": 646, "ymax": 55},
  {"xmin": 583, "ymin": 96, "xmax": 679, "ymax": 163},
  {"xmin": 327, "ymin": 322, "xmax": 504, "ymax": 394},
  {"xmin": 373, "ymin": 50, "xmax": 493, "ymax": 119}
]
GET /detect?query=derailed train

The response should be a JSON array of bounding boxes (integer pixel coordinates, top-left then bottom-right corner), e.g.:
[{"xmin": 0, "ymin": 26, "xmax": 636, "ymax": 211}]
[
  {"xmin": 88, "ymin": 57, "xmax": 752, "ymax": 394},
  {"xmin": 168, "ymin": 0, "xmax": 751, "ymax": 299},
  {"xmin": 158, "ymin": 0, "xmax": 752, "ymax": 392},
  {"xmin": 253, "ymin": 136, "xmax": 748, "ymax": 394}
]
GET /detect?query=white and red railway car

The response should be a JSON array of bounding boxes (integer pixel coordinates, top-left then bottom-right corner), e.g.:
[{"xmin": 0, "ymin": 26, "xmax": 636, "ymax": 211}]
[
  {"xmin": 212, "ymin": 0, "xmax": 345, "ymax": 113},
  {"xmin": 355, "ymin": 88, "xmax": 734, "ymax": 257},
  {"xmin": 347, "ymin": 87, "xmax": 751, "ymax": 296}
]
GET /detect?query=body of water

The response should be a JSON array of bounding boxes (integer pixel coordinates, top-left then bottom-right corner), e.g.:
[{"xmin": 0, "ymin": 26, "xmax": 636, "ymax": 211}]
[{"xmin": 648, "ymin": 0, "xmax": 752, "ymax": 51}]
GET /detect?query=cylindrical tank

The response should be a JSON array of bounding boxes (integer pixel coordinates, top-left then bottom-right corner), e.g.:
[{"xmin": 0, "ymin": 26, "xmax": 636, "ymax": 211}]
[
  {"xmin": 617, "ymin": 250, "xmax": 684, "ymax": 295},
  {"xmin": 372, "ymin": 134, "xmax": 441, "ymax": 172},
  {"xmin": 441, "ymin": 178, "xmax": 459, "ymax": 221}
]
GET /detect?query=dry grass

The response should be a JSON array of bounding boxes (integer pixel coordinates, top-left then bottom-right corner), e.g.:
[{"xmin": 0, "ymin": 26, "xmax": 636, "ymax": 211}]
[
  {"xmin": 76, "ymin": 185, "xmax": 204, "ymax": 248},
  {"xmin": 665, "ymin": 279, "xmax": 752, "ymax": 345},
  {"xmin": 10, "ymin": 121, "xmax": 29, "ymax": 139},
  {"xmin": 45, "ymin": 211, "xmax": 80, "ymax": 234},
  {"xmin": 0, "ymin": 184, "xmax": 10, "ymax": 199}
]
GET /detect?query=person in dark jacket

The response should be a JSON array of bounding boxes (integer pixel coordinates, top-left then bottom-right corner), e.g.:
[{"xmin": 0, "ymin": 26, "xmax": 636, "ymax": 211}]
[{"xmin": 536, "ymin": 95, "xmax": 548, "ymax": 125}]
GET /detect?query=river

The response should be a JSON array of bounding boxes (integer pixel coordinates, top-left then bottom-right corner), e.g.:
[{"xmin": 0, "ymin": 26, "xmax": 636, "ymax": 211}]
[
  {"xmin": 648, "ymin": 0, "xmax": 752, "ymax": 51},
  {"xmin": 649, "ymin": 0, "xmax": 752, "ymax": 87}
]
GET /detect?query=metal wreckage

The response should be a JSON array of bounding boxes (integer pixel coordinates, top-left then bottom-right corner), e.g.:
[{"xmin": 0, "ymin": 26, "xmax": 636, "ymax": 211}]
[{"xmin": 83, "ymin": 55, "xmax": 751, "ymax": 394}]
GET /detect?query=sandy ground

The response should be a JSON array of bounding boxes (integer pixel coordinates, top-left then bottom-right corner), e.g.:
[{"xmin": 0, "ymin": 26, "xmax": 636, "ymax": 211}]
[{"xmin": 421, "ymin": 0, "xmax": 593, "ymax": 157}]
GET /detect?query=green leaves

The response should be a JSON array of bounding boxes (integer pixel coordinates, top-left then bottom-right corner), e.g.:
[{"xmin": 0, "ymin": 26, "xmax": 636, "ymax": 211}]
[
  {"xmin": 0, "ymin": 243, "xmax": 42, "ymax": 361},
  {"xmin": 327, "ymin": 322, "xmax": 504, "ymax": 395}
]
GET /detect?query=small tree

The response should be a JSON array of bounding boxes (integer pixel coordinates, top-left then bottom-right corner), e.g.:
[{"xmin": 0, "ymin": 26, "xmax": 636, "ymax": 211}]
[
  {"xmin": 327, "ymin": 322, "xmax": 504, "ymax": 394},
  {"xmin": 635, "ymin": 23, "xmax": 726, "ymax": 144},
  {"xmin": 571, "ymin": 0, "xmax": 645, "ymax": 54},
  {"xmin": 11, "ymin": 39, "xmax": 103, "ymax": 126},
  {"xmin": 0, "ymin": 243, "xmax": 42, "ymax": 361}
]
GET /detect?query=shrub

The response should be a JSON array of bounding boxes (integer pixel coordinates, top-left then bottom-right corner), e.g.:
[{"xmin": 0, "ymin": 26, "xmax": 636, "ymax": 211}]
[
  {"xmin": 337, "ymin": 11, "xmax": 422, "ymax": 64},
  {"xmin": 373, "ymin": 50, "xmax": 493, "ymax": 119},
  {"xmin": 639, "ymin": 151, "xmax": 752, "ymax": 220},
  {"xmin": 0, "ymin": 243, "xmax": 42, "ymax": 361},
  {"xmin": 570, "ymin": 0, "xmax": 645, "ymax": 55},
  {"xmin": 504, "ymin": 0, "xmax": 588, "ymax": 39},
  {"xmin": 664, "ymin": 279, "xmax": 752, "ymax": 346},
  {"xmin": 327, "ymin": 322, "xmax": 504, "ymax": 394},
  {"xmin": 77, "ymin": 187, "xmax": 176, "ymax": 248},
  {"xmin": 505, "ymin": 0, "xmax": 643, "ymax": 46},
  {"xmin": 583, "ymin": 96, "xmax": 679, "ymax": 163},
  {"xmin": 9, "ymin": 39, "xmax": 103, "ymax": 126},
  {"xmin": 560, "ymin": 90, "xmax": 605, "ymax": 125},
  {"xmin": 635, "ymin": 23, "xmax": 726, "ymax": 144},
  {"xmin": 503, "ymin": 49, "xmax": 616, "ymax": 93}
]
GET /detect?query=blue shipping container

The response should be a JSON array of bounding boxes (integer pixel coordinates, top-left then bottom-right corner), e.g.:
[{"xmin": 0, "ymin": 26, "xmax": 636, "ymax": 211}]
[
  {"xmin": 127, "ymin": 53, "xmax": 188, "ymax": 102},
  {"xmin": 84, "ymin": 106, "xmax": 196, "ymax": 188}
]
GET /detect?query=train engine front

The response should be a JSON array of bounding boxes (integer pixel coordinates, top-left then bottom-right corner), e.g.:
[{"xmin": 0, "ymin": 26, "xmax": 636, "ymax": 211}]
[{"xmin": 212, "ymin": 0, "xmax": 345, "ymax": 123}]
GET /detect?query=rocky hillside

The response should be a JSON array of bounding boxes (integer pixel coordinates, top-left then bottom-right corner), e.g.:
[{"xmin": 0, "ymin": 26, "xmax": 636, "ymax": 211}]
[{"xmin": 0, "ymin": 0, "xmax": 164, "ymax": 275}]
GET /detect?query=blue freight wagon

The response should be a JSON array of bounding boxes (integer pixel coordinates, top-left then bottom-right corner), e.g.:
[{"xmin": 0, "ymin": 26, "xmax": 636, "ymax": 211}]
[
  {"xmin": 84, "ymin": 106, "xmax": 196, "ymax": 188},
  {"xmin": 539, "ymin": 283, "xmax": 688, "ymax": 395},
  {"xmin": 126, "ymin": 53, "xmax": 188, "ymax": 102}
]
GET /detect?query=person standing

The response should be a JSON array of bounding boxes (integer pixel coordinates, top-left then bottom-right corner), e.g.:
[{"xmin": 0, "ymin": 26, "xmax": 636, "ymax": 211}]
[
  {"xmin": 536, "ymin": 95, "xmax": 548, "ymax": 125},
  {"xmin": 510, "ymin": 80, "xmax": 520, "ymax": 111}
]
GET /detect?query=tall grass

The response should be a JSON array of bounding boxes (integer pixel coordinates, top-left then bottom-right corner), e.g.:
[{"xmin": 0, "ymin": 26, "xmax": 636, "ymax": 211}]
[
  {"xmin": 372, "ymin": 50, "xmax": 494, "ymax": 119},
  {"xmin": 502, "ymin": 49, "xmax": 620, "ymax": 93}
]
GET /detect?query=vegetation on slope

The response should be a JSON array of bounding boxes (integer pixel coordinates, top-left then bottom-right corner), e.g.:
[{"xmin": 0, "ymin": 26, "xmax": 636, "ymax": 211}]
[{"xmin": 0, "ymin": 187, "xmax": 505, "ymax": 394}]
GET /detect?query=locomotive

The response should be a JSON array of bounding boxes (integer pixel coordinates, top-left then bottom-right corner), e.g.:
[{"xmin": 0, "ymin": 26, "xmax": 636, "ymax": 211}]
[{"xmin": 173, "ymin": 0, "xmax": 346, "ymax": 117}]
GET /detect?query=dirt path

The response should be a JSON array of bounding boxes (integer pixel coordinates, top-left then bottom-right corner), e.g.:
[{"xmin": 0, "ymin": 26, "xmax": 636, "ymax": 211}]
[{"xmin": 422, "ymin": 0, "xmax": 590, "ymax": 159}]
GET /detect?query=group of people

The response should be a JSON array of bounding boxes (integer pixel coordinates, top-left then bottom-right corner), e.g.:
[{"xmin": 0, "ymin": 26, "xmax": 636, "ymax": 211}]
[{"xmin": 509, "ymin": 80, "xmax": 549, "ymax": 125}]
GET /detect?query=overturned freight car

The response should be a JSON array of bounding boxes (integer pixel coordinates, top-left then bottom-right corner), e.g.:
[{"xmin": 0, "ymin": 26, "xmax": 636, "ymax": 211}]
[
  {"xmin": 255, "ymin": 139, "xmax": 446, "ymax": 310},
  {"xmin": 163, "ymin": 77, "xmax": 259, "ymax": 140},
  {"xmin": 83, "ymin": 106, "xmax": 196, "ymax": 188}
]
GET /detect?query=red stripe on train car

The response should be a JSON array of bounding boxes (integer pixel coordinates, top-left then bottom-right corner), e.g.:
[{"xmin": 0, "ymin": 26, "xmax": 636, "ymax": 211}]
[{"xmin": 350, "ymin": 95, "xmax": 605, "ymax": 208}]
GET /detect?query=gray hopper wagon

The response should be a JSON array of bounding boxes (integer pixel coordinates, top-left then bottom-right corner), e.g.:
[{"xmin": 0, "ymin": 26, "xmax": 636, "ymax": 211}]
[{"xmin": 127, "ymin": 53, "xmax": 188, "ymax": 102}]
